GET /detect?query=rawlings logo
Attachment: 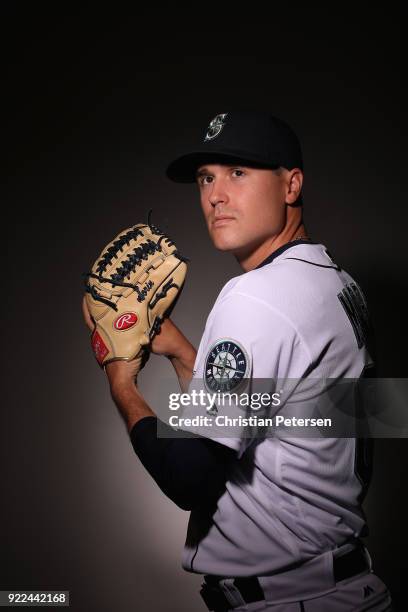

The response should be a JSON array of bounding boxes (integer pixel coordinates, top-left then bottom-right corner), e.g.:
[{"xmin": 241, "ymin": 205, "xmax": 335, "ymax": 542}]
[
  {"xmin": 113, "ymin": 312, "xmax": 138, "ymax": 330},
  {"xmin": 136, "ymin": 280, "xmax": 154, "ymax": 303}
]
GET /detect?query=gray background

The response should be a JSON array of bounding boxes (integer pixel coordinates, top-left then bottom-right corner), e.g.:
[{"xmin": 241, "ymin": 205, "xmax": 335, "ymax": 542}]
[{"xmin": 3, "ymin": 6, "xmax": 407, "ymax": 611}]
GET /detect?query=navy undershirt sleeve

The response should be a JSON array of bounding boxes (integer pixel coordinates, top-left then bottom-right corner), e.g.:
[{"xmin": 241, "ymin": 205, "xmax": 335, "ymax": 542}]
[{"xmin": 129, "ymin": 416, "xmax": 237, "ymax": 511}]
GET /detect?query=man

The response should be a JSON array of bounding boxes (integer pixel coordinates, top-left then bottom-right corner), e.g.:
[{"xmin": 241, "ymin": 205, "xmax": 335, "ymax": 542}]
[{"xmin": 83, "ymin": 111, "xmax": 392, "ymax": 610}]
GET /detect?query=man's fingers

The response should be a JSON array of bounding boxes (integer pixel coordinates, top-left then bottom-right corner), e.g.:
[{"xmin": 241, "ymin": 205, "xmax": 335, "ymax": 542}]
[{"xmin": 82, "ymin": 295, "xmax": 95, "ymax": 332}]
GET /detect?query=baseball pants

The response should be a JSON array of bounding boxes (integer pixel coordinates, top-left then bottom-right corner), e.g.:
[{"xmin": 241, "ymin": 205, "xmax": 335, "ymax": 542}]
[{"xmin": 228, "ymin": 571, "xmax": 392, "ymax": 611}]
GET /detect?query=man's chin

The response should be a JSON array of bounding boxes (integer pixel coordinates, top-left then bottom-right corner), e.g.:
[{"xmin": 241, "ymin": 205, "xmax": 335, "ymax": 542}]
[
  {"xmin": 209, "ymin": 232, "xmax": 260, "ymax": 257},
  {"xmin": 211, "ymin": 239, "xmax": 240, "ymax": 253}
]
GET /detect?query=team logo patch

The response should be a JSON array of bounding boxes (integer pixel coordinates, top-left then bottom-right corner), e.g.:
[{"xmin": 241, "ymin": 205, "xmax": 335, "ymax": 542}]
[
  {"xmin": 204, "ymin": 113, "xmax": 228, "ymax": 142},
  {"xmin": 204, "ymin": 338, "xmax": 249, "ymax": 392},
  {"xmin": 113, "ymin": 312, "xmax": 138, "ymax": 331}
]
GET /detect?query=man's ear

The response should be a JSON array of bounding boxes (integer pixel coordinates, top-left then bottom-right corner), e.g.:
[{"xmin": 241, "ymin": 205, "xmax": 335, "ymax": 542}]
[{"xmin": 285, "ymin": 169, "xmax": 303, "ymax": 207}]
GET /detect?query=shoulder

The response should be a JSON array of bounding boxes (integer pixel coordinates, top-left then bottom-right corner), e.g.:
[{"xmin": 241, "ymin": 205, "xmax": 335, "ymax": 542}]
[
  {"xmin": 208, "ymin": 242, "xmax": 360, "ymax": 353},
  {"xmin": 217, "ymin": 242, "xmax": 340, "ymax": 313}
]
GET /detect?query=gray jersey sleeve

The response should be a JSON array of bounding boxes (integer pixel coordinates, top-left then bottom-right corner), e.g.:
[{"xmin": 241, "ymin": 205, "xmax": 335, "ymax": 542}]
[{"xmin": 178, "ymin": 290, "xmax": 312, "ymax": 456}]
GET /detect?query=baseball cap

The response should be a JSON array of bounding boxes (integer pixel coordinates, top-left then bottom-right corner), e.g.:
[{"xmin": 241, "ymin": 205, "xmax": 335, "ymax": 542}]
[{"xmin": 166, "ymin": 110, "xmax": 303, "ymax": 183}]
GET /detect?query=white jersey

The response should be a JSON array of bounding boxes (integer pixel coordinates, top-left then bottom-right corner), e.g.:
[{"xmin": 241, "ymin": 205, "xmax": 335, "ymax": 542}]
[{"xmin": 179, "ymin": 240, "xmax": 375, "ymax": 576}]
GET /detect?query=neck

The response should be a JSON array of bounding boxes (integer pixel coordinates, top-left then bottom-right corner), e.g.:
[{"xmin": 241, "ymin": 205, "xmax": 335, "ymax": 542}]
[{"xmin": 236, "ymin": 222, "xmax": 308, "ymax": 272}]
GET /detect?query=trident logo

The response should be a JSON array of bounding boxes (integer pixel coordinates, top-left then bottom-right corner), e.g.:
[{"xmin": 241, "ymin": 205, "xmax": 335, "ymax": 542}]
[{"xmin": 204, "ymin": 113, "xmax": 228, "ymax": 141}]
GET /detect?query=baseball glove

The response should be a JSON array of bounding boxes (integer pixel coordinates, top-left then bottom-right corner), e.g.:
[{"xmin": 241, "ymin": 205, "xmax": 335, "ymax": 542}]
[{"xmin": 83, "ymin": 216, "xmax": 187, "ymax": 372}]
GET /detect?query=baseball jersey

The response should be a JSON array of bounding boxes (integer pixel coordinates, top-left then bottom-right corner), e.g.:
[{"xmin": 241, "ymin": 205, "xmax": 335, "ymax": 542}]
[{"xmin": 178, "ymin": 240, "xmax": 374, "ymax": 576}]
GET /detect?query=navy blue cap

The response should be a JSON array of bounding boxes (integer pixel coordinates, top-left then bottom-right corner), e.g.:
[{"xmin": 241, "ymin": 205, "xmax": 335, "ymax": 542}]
[{"xmin": 166, "ymin": 110, "xmax": 303, "ymax": 183}]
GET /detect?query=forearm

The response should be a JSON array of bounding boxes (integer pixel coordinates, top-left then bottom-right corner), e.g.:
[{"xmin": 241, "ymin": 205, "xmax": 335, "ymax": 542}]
[
  {"xmin": 168, "ymin": 342, "xmax": 197, "ymax": 392},
  {"xmin": 153, "ymin": 319, "xmax": 197, "ymax": 391},
  {"xmin": 107, "ymin": 367, "xmax": 155, "ymax": 432},
  {"xmin": 105, "ymin": 362, "xmax": 237, "ymax": 511}
]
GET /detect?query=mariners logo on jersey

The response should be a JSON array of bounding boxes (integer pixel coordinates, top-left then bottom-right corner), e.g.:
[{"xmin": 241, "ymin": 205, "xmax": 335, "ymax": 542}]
[
  {"xmin": 204, "ymin": 338, "xmax": 250, "ymax": 394},
  {"xmin": 204, "ymin": 113, "xmax": 228, "ymax": 141}
]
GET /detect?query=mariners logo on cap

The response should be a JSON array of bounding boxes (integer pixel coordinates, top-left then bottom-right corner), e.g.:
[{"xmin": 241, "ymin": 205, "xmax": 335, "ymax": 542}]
[
  {"xmin": 204, "ymin": 113, "xmax": 228, "ymax": 142},
  {"xmin": 204, "ymin": 338, "xmax": 249, "ymax": 393}
]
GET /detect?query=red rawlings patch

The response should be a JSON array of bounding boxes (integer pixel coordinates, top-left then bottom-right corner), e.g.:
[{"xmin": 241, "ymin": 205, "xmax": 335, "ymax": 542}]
[
  {"xmin": 113, "ymin": 312, "xmax": 138, "ymax": 331},
  {"xmin": 91, "ymin": 330, "xmax": 109, "ymax": 364}
]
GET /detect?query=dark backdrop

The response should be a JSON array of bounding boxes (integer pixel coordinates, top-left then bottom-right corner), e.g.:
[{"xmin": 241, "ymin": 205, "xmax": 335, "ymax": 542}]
[{"xmin": 3, "ymin": 7, "xmax": 407, "ymax": 612}]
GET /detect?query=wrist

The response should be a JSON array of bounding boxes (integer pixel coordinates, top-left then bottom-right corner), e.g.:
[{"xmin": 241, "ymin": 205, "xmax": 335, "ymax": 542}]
[
  {"xmin": 168, "ymin": 340, "xmax": 196, "ymax": 364},
  {"xmin": 109, "ymin": 375, "xmax": 136, "ymax": 399},
  {"xmin": 105, "ymin": 361, "xmax": 136, "ymax": 393},
  {"xmin": 107, "ymin": 374, "xmax": 154, "ymax": 430}
]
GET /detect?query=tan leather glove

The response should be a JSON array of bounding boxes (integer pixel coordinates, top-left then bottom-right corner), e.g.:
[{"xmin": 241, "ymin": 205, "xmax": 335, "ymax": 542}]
[{"xmin": 83, "ymin": 219, "xmax": 187, "ymax": 373}]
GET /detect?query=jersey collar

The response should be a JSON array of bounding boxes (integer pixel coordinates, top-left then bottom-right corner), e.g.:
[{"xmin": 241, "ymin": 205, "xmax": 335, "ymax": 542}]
[{"xmin": 255, "ymin": 239, "xmax": 315, "ymax": 269}]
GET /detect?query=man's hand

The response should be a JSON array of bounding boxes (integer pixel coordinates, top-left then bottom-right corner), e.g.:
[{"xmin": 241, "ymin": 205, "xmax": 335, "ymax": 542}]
[
  {"xmin": 82, "ymin": 295, "xmax": 196, "ymax": 393},
  {"xmin": 151, "ymin": 318, "xmax": 197, "ymax": 391},
  {"xmin": 82, "ymin": 296, "xmax": 154, "ymax": 428},
  {"xmin": 150, "ymin": 318, "xmax": 193, "ymax": 359}
]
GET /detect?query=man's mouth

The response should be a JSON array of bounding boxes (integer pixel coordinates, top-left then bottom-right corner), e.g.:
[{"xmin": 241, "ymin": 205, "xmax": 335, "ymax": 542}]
[{"xmin": 212, "ymin": 216, "xmax": 235, "ymax": 228}]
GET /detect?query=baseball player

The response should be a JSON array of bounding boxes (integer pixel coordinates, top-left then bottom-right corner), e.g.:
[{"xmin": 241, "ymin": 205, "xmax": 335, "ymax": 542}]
[{"xmin": 83, "ymin": 111, "xmax": 393, "ymax": 611}]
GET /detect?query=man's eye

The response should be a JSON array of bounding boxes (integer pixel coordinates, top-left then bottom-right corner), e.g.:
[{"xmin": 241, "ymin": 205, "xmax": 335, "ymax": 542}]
[
  {"xmin": 232, "ymin": 169, "xmax": 244, "ymax": 177},
  {"xmin": 199, "ymin": 175, "xmax": 213, "ymax": 185}
]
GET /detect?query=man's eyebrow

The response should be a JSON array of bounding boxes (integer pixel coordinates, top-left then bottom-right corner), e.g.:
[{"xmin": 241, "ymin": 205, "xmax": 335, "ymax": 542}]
[
  {"xmin": 196, "ymin": 165, "xmax": 239, "ymax": 177},
  {"xmin": 196, "ymin": 168, "xmax": 211, "ymax": 177}
]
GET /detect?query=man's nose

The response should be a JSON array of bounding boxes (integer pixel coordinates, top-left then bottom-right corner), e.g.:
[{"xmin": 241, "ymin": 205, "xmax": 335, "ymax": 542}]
[{"xmin": 208, "ymin": 179, "xmax": 229, "ymax": 207}]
